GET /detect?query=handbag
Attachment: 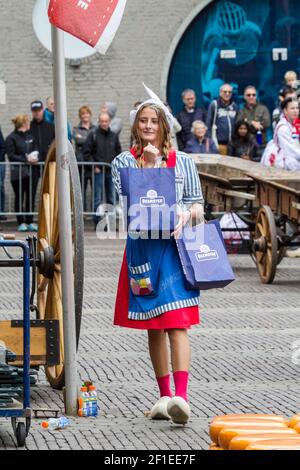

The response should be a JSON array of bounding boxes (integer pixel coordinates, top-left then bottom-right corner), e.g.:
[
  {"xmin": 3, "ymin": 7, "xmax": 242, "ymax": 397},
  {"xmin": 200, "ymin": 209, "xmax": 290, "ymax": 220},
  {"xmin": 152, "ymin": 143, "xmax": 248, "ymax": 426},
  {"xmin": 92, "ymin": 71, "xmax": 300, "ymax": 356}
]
[
  {"xmin": 261, "ymin": 123, "xmax": 286, "ymax": 169},
  {"xmin": 119, "ymin": 167, "xmax": 177, "ymax": 234},
  {"xmin": 176, "ymin": 220, "xmax": 235, "ymax": 290}
]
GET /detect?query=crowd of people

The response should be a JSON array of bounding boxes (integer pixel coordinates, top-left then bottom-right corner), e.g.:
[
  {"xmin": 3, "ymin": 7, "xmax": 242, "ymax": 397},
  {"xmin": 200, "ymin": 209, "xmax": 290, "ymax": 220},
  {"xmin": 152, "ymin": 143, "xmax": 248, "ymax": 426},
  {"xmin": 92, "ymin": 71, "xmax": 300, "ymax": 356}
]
[
  {"xmin": 0, "ymin": 69, "xmax": 300, "ymax": 231},
  {"xmin": 175, "ymin": 71, "xmax": 300, "ymax": 169},
  {"xmin": 0, "ymin": 98, "xmax": 123, "ymax": 231}
]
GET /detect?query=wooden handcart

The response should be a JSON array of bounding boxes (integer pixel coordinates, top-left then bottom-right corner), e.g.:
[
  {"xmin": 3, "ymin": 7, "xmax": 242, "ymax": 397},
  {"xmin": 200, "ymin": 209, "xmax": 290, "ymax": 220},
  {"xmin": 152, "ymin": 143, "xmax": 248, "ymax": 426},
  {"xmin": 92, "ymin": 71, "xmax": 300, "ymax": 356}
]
[
  {"xmin": 194, "ymin": 154, "xmax": 300, "ymax": 284},
  {"xmin": 251, "ymin": 176, "xmax": 300, "ymax": 284}
]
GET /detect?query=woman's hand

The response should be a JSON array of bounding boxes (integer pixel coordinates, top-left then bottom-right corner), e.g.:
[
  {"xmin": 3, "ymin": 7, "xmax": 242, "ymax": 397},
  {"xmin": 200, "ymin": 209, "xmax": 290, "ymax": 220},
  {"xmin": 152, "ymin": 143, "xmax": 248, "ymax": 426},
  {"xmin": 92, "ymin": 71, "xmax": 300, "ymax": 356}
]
[
  {"xmin": 171, "ymin": 210, "xmax": 191, "ymax": 239},
  {"xmin": 143, "ymin": 143, "xmax": 159, "ymax": 167},
  {"xmin": 251, "ymin": 121, "xmax": 263, "ymax": 131},
  {"xmin": 171, "ymin": 204, "xmax": 204, "ymax": 238},
  {"xmin": 241, "ymin": 155, "xmax": 250, "ymax": 160}
]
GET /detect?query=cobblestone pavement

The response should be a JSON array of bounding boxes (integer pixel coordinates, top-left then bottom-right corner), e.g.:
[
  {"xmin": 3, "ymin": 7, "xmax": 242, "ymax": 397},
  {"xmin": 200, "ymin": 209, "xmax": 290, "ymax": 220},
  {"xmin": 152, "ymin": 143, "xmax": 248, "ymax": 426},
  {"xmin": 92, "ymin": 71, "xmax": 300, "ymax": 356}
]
[{"xmin": 0, "ymin": 228, "xmax": 300, "ymax": 450}]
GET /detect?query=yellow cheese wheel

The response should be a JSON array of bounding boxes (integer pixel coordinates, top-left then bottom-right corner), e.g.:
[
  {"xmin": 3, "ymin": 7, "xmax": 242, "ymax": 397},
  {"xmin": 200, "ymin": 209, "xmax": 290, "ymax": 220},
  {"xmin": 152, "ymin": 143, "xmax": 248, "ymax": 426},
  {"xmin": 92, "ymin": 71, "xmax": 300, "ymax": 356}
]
[
  {"xmin": 246, "ymin": 438, "xmax": 300, "ymax": 450},
  {"xmin": 294, "ymin": 423, "xmax": 300, "ymax": 434},
  {"xmin": 229, "ymin": 430, "xmax": 298, "ymax": 450},
  {"xmin": 208, "ymin": 444, "xmax": 224, "ymax": 451},
  {"xmin": 219, "ymin": 424, "xmax": 289, "ymax": 450},
  {"xmin": 212, "ymin": 414, "xmax": 287, "ymax": 423},
  {"xmin": 288, "ymin": 415, "xmax": 300, "ymax": 428},
  {"xmin": 210, "ymin": 419, "xmax": 287, "ymax": 445}
]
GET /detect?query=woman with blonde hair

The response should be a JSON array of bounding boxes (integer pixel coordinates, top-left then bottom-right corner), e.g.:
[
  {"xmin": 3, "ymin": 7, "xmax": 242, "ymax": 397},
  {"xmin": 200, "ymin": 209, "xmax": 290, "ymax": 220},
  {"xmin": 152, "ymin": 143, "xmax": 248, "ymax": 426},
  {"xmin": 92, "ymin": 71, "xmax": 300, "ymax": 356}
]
[
  {"xmin": 111, "ymin": 86, "xmax": 204, "ymax": 425},
  {"xmin": 5, "ymin": 114, "xmax": 38, "ymax": 231},
  {"xmin": 73, "ymin": 105, "xmax": 96, "ymax": 210}
]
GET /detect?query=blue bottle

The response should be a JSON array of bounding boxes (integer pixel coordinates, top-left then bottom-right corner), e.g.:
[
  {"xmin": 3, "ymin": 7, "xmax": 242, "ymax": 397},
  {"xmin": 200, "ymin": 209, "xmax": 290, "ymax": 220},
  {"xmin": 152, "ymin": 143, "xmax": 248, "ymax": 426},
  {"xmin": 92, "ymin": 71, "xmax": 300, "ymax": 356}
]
[
  {"xmin": 88, "ymin": 385, "xmax": 98, "ymax": 417},
  {"xmin": 256, "ymin": 131, "xmax": 263, "ymax": 145}
]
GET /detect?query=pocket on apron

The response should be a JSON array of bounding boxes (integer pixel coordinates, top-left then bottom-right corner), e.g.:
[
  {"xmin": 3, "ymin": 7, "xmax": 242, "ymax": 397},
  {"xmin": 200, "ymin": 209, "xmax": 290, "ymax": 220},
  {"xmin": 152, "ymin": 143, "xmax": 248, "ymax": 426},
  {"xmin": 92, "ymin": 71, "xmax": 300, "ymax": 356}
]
[{"xmin": 128, "ymin": 262, "xmax": 155, "ymax": 296}]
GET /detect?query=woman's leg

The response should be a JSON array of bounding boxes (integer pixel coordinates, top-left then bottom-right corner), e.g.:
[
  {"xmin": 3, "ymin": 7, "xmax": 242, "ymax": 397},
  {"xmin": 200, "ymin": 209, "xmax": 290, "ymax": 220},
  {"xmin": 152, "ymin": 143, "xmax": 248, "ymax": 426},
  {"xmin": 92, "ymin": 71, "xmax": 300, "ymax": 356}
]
[
  {"xmin": 11, "ymin": 179, "xmax": 23, "ymax": 225},
  {"xmin": 168, "ymin": 329, "xmax": 191, "ymax": 402},
  {"xmin": 148, "ymin": 330, "xmax": 172, "ymax": 398},
  {"xmin": 168, "ymin": 328, "xmax": 191, "ymax": 372},
  {"xmin": 148, "ymin": 329, "xmax": 169, "ymax": 377}
]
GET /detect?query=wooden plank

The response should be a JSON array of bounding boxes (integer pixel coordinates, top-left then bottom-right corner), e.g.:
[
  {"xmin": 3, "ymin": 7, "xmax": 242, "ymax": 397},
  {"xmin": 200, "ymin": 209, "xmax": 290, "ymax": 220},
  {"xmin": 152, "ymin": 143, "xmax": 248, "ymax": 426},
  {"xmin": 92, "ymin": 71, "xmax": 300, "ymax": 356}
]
[
  {"xmin": 250, "ymin": 175, "xmax": 300, "ymax": 197},
  {"xmin": 198, "ymin": 171, "xmax": 231, "ymax": 187},
  {"xmin": 216, "ymin": 188, "xmax": 256, "ymax": 201},
  {"xmin": 193, "ymin": 154, "xmax": 300, "ymax": 181},
  {"xmin": 292, "ymin": 201, "xmax": 300, "ymax": 210},
  {"xmin": 0, "ymin": 321, "xmax": 47, "ymax": 366}
]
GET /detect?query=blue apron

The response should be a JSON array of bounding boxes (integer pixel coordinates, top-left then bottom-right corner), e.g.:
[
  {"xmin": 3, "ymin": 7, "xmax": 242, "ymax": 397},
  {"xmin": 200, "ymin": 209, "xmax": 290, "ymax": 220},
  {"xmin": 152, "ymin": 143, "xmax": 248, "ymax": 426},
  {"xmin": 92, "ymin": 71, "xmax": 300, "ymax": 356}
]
[{"xmin": 126, "ymin": 236, "xmax": 200, "ymax": 321}]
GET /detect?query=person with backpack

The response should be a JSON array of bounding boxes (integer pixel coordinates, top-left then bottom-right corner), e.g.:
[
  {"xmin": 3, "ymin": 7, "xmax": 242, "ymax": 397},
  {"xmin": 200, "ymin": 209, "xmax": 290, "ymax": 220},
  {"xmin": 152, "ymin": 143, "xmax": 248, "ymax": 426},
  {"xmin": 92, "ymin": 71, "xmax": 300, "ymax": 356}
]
[
  {"xmin": 206, "ymin": 84, "xmax": 238, "ymax": 155},
  {"xmin": 261, "ymin": 97, "xmax": 300, "ymax": 171},
  {"xmin": 83, "ymin": 112, "xmax": 121, "ymax": 226}
]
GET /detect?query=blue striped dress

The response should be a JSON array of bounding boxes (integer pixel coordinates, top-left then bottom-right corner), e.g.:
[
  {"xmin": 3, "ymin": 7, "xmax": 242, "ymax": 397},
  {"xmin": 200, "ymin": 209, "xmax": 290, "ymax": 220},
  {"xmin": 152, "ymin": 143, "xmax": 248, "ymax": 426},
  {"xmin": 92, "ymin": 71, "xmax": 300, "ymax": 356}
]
[{"xmin": 112, "ymin": 149, "xmax": 204, "ymax": 326}]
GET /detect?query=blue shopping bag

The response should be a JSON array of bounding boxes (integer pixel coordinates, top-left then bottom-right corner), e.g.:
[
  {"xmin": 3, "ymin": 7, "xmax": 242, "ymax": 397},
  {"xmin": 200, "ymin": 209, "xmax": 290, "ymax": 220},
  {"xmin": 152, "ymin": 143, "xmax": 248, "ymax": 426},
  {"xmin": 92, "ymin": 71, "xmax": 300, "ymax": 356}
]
[
  {"xmin": 176, "ymin": 220, "xmax": 235, "ymax": 290},
  {"xmin": 119, "ymin": 167, "xmax": 177, "ymax": 233}
]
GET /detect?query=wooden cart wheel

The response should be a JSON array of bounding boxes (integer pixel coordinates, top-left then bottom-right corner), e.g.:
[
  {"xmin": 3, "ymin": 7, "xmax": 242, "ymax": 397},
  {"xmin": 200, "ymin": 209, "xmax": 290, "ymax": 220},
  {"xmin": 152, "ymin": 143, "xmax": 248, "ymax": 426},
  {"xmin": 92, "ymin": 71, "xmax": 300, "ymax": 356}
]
[
  {"xmin": 37, "ymin": 143, "xmax": 84, "ymax": 390},
  {"xmin": 276, "ymin": 226, "xmax": 286, "ymax": 265},
  {"xmin": 254, "ymin": 205, "xmax": 278, "ymax": 284}
]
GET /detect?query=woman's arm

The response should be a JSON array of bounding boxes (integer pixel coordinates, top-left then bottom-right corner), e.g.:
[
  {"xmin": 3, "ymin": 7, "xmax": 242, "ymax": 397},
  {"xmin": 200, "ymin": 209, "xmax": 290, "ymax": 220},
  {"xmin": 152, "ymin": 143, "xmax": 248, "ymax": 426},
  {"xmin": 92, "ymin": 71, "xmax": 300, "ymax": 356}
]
[
  {"xmin": 172, "ymin": 203, "xmax": 204, "ymax": 239},
  {"xmin": 277, "ymin": 125, "xmax": 300, "ymax": 163},
  {"xmin": 5, "ymin": 136, "xmax": 26, "ymax": 163},
  {"xmin": 172, "ymin": 156, "xmax": 204, "ymax": 238},
  {"xmin": 111, "ymin": 152, "xmax": 136, "ymax": 195}
]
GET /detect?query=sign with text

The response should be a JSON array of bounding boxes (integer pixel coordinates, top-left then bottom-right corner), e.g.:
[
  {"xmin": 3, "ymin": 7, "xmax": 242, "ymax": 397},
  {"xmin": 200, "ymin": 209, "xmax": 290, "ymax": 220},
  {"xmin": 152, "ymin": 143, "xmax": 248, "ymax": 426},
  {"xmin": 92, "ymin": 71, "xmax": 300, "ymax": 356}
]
[{"xmin": 48, "ymin": 0, "xmax": 127, "ymax": 54}]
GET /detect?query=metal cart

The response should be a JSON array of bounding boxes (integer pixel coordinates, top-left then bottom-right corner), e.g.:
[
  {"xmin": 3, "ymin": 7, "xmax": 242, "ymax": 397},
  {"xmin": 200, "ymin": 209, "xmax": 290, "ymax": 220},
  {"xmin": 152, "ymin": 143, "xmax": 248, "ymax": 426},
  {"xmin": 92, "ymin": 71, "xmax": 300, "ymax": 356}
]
[
  {"xmin": 0, "ymin": 144, "xmax": 84, "ymax": 391},
  {"xmin": 0, "ymin": 240, "xmax": 31, "ymax": 447}
]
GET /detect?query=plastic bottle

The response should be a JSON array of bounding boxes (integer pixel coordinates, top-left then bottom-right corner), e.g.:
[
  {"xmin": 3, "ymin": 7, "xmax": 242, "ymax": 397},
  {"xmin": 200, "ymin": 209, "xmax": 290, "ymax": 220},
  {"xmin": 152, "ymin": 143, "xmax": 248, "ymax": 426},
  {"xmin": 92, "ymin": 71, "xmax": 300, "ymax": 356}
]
[
  {"xmin": 78, "ymin": 385, "xmax": 90, "ymax": 417},
  {"xmin": 88, "ymin": 385, "xmax": 98, "ymax": 417},
  {"xmin": 42, "ymin": 417, "xmax": 69, "ymax": 431},
  {"xmin": 256, "ymin": 130, "xmax": 263, "ymax": 145}
]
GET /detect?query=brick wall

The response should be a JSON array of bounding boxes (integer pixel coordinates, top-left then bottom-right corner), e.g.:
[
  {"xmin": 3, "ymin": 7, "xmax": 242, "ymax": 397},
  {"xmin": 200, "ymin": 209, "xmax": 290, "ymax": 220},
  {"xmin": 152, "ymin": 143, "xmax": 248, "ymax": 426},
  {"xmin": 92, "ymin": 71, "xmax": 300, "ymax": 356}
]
[{"xmin": 0, "ymin": 0, "xmax": 202, "ymax": 147}]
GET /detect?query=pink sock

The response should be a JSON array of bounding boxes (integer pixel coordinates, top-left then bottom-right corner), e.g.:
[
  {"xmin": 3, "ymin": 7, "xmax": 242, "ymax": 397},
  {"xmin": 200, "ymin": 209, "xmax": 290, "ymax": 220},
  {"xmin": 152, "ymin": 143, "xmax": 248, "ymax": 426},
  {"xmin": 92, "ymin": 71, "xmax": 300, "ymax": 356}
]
[
  {"xmin": 173, "ymin": 371, "xmax": 189, "ymax": 402},
  {"xmin": 156, "ymin": 374, "xmax": 172, "ymax": 398}
]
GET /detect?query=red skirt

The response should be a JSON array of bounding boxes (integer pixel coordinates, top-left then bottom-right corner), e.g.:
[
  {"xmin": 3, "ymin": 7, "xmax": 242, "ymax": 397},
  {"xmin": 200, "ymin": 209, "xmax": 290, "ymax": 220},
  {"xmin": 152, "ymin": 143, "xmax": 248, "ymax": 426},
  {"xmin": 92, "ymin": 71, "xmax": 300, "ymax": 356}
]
[{"xmin": 113, "ymin": 251, "xmax": 200, "ymax": 330}]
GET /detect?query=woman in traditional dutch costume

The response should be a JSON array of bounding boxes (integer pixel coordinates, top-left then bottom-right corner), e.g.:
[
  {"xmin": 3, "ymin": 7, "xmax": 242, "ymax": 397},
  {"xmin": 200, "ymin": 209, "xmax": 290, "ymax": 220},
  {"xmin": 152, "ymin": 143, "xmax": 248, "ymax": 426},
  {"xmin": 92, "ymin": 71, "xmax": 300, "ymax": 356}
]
[{"xmin": 111, "ymin": 86, "xmax": 204, "ymax": 425}]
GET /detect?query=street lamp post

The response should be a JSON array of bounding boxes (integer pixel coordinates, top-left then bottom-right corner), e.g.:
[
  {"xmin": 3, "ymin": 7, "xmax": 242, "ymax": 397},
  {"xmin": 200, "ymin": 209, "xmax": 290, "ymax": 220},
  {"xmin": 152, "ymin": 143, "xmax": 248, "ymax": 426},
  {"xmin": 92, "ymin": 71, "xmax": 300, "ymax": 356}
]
[{"xmin": 51, "ymin": 25, "xmax": 78, "ymax": 416}]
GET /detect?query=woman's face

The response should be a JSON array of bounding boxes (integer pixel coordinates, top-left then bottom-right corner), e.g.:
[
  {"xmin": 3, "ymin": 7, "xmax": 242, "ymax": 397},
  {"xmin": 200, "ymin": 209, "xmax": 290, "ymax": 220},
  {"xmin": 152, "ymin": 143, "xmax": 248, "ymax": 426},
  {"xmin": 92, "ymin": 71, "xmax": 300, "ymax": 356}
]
[
  {"xmin": 285, "ymin": 101, "xmax": 299, "ymax": 122},
  {"xmin": 193, "ymin": 124, "xmax": 207, "ymax": 140},
  {"xmin": 238, "ymin": 124, "xmax": 248, "ymax": 137},
  {"xmin": 137, "ymin": 107, "xmax": 160, "ymax": 146},
  {"xmin": 20, "ymin": 117, "xmax": 30, "ymax": 131},
  {"xmin": 80, "ymin": 111, "xmax": 91, "ymax": 124}
]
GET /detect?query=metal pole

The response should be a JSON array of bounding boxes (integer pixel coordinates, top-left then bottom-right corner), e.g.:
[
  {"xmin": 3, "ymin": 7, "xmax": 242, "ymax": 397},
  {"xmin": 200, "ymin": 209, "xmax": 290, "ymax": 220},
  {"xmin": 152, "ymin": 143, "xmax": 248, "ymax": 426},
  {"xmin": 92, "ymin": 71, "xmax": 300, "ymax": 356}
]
[{"xmin": 51, "ymin": 25, "xmax": 78, "ymax": 416}]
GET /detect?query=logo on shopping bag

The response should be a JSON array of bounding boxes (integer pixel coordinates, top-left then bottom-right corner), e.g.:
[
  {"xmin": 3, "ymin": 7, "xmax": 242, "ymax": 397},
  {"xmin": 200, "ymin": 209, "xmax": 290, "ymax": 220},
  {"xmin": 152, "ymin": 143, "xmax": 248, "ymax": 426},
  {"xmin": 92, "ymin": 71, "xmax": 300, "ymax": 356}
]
[
  {"xmin": 140, "ymin": 190, "xmax": 165, "ymax": 207},
  {"xmin": 195, "ymin": 244, "xmax": 219, "ymax": 262}
]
